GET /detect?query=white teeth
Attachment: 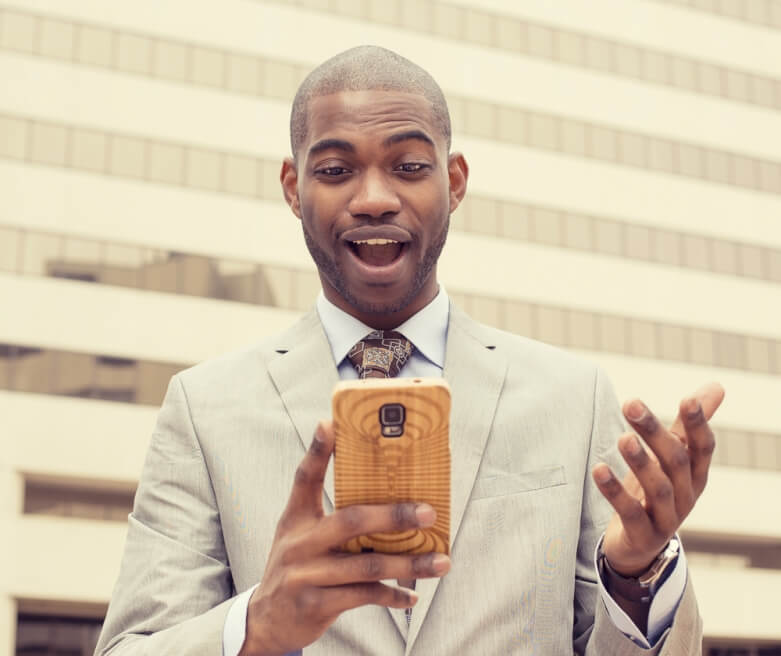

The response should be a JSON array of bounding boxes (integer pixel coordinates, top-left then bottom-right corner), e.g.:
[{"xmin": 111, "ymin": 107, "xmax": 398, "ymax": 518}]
[{"xmin": 352, "ymin": 238, "xmax": 399, "ymax": 245}]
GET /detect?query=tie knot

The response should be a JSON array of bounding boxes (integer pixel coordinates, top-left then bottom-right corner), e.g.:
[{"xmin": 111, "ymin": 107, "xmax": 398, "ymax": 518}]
[{"xmin": 347, "ymin": 330, "xmax": 414, "ymax": 379}]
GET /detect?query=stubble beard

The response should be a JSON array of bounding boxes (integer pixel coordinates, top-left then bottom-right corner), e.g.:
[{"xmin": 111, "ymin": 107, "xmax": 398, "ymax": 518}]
[{"xmin": 302, "ymin": 215, "xmax": 450, "ymax": 317}]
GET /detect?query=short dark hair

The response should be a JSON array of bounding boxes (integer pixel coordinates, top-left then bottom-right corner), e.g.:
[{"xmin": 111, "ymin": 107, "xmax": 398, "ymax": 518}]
[{"xmin": 290, "ymin": 45, "xmax": 452, "ymax": 158}]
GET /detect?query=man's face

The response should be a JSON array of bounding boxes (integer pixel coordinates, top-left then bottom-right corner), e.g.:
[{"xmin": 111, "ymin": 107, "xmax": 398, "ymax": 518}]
[{"xmin": 281, "ymin": 90, "xmax": 468, "ymax": 328}]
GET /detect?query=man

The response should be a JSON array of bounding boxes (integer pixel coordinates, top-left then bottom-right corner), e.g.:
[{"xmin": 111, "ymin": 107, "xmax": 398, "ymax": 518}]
[{"xmin": 95, "ymin": 46, "xmax": 723, "ymax": 655}]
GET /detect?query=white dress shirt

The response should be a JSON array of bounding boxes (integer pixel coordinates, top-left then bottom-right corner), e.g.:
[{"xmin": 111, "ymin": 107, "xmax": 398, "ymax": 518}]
[{"xmin": 223, "ymin": 288, "xmax": 686, "ymax": 654}]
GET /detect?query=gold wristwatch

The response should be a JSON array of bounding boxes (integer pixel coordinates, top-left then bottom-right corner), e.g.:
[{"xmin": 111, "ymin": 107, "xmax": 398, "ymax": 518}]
[{"xmin": 598, "ymin": 539, "xmax": 680, "ymax": 603}]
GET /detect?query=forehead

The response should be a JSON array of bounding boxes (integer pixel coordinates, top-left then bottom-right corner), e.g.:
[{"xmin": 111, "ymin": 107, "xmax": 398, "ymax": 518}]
[{"xmin": 303, "ymin": 90, "xmax": 443, "ymax": 153}]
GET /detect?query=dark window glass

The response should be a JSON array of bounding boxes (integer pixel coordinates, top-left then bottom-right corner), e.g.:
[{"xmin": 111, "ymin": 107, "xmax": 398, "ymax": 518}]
[
  {"xmin": 0, "ymin": 342, "xmax": 182, "ymax": 406},
  {"xmin": 16, "ymin": 615, "xmax": 103, "ymax": 656},
  {"xmin": 24, "ymin": 479, "xmax": 135, "ymax": 521}
]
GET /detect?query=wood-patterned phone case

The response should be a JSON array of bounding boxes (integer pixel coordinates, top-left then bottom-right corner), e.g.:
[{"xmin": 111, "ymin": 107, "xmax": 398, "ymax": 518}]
[{"xmin": 333, "ymin": 378, "xmax": 450, "ymax": 555}]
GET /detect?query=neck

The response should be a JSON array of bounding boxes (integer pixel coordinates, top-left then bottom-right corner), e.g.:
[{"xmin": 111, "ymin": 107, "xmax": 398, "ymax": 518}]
[{"xmin": 323, "ymin": 282, "xmax": 439, "ymax": 330}]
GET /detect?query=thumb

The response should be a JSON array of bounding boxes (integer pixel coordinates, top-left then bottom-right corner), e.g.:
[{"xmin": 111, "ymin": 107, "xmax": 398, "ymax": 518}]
[{"xmin": 284, "ymin": 420, "xmax": 335, "ymax": 515}]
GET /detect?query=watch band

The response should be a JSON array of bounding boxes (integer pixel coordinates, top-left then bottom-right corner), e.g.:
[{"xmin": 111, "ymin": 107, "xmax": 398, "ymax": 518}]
[{"xmin": 598, "ymin": 539, "xmax": 680, "ymax": 604}]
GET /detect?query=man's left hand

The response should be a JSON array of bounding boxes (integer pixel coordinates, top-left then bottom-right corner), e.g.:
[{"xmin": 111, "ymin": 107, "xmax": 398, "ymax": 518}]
[{"xmin": 593, "ymin": 382, "xmax": 725, "ymax": 576}]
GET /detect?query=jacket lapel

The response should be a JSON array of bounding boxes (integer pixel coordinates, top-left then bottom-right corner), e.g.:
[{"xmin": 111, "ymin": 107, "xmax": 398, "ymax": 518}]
[
  {"xmin": 267, "ymin": 309, "xmax": 339, "ymax": 508},
  {"xmin": 406, "ymin": 304, "xmax": 507, "ymax": 654}
]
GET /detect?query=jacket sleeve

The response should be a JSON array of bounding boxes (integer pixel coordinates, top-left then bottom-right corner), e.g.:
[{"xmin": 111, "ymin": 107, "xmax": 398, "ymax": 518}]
[
  {"xmin": 94, "ymin": 375, "xmax": 235, "ymax": 656},
  {"xmin": 574, "ymin": 367, "xmax": 703, "ymax": 656}
]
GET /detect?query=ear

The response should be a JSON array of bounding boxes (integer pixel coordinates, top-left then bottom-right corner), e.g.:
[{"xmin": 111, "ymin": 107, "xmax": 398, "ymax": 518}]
[
  {"xmin": 280, "ymin": 157, "xmax": 302, "ymax": 219},
  {"xmin": 447, "ymin": 152, "xmax": 469, "ymax": 214}
]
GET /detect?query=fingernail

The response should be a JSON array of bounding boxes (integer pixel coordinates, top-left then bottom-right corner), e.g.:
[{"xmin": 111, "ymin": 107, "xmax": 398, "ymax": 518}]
[
  {"xmin": 432, "ymin": 553, "xmax": 450, "ymax": 575},
  {"xmin": 626, "ymin": 400, "xmax": 647, "ymax": 422},
  {"xmin": 626, "ymin": 435, "xmax": 643, "ymax": 456},
  {"xmin": 416, "ymin": 504, "xmax": 435, "ymax": 527},
  {"xmin": 408, "ymin": 591, "xmax": 419, "ymax": 605},
  {"xmin": 594, "ymin": 467, "xmax": 612, "ymax": 484},
  {"xmin": 684, "ymin": 398, "xmax": 702, "ymax": 419}
]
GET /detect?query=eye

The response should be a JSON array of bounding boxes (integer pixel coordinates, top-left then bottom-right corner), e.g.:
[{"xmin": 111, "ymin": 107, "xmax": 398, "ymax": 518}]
[
  {"xmin": 395, "ymin": 162, "xmax": 429, "ymax": 174},
  {"xmin": 315, "ymin": 166, "xmax": 351, "ymax": 178}
]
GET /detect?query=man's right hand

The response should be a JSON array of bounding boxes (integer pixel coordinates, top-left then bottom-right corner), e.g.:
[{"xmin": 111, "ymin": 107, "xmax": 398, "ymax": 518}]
[{"xmin": 239, "ymin": 421, "xmax": 451, "ymax": 656}]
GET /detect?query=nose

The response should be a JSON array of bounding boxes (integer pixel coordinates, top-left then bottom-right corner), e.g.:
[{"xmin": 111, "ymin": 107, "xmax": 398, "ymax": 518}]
[{"xmin": 347, "ymin": 167, "xmax": 401, "ymax": 219}]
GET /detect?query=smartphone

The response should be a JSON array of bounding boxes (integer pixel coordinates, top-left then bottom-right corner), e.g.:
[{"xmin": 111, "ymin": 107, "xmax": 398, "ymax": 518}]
[{"xmin": 332, "ymin": 377, "xmax": 451, "ymax": 555}]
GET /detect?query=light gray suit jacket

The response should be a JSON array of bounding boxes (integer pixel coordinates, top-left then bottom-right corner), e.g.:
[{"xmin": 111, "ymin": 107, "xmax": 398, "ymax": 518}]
[{"xmin": 95, "ymin": 305, "xmax": 702, "ymax": 655}]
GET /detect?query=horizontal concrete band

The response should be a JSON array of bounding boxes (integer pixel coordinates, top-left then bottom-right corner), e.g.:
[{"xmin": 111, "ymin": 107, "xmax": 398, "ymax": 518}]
[
  {"xmin": 0, "ymin": 274, "xmax": 301, "ymax": 364},
  {"xmin": 648, "ymin": 0, "xmax": 781, "ymax": 33},
  {"xmin": 451, "ymin": 195, "xmax": 781, "ymax": 285},
  {"xmin": 693, "ymin": 564, "xmax": 781, "ymax": 640},
  {"xmin": 3, "ymin": 39, "xmax": 781, "ymax": 178},
  {"xmin": 572, "ymin": 348, "xmax": 777, "ymax": 436},
  {"xmin": 1, "ymin": 516, "xmax": 126, "ymax": 604},
  {"xmin": 2, "ymin": 393, "xmax": 156, "ymax": 485},
  {"xmin": 461, "ymin": 137, "xmax": 781, "ymax": 249},
  {"xmin": 0, "ymin": 275, "xmax": 778, "ymax": 433}
]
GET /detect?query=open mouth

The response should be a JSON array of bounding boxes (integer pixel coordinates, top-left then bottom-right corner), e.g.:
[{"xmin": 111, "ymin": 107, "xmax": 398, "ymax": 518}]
[{"xmin": 347, "ymin": 238, "xmax": 406, "ymax": 267}]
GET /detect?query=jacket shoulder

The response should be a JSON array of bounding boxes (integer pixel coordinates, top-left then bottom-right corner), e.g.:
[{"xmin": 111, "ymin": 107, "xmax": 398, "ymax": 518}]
[
  {"xmin": 174, "ymin": 310, "xmax": 317, "ymax": 393},
  {"xmin": 454, "ymin": 308, "xmax": 600, "ymax": 383}
]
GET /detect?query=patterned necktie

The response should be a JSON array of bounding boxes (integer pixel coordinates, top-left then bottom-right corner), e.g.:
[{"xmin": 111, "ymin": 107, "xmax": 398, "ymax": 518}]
[
  {"xmin": 346, "ymin": 330, "xmax": 416, "ymax": 625},
  {"xmin": 347, "ymin": 330, "xmax": 414, "ymax": 379}
]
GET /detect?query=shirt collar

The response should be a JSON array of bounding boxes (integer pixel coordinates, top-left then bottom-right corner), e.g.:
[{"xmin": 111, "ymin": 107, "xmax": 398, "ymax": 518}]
[{"xmin": 316, "ymin": 287, "xmax": 449, "ymax": 370}]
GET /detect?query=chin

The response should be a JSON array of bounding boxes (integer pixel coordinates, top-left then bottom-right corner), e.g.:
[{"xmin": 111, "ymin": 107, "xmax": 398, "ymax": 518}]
[{"xmin": 346, "ymin": 291, "xmax": 411, "ymax": 316}]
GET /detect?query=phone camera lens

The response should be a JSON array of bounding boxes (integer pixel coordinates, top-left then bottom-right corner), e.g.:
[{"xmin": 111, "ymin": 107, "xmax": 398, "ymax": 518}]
[
  {"xmin": 379, "ymin": 404, "xmax": 405, "ymax": 437},
  {"xmin": 381, "ymin": 404, "xmax": 403, "ymax": 425}
]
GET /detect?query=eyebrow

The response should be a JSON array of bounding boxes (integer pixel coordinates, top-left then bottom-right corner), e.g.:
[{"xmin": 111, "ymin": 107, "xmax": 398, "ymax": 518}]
[
  {"xmin": 307, "ymin": 130, "xmax": 436, "ymax": 159},
  {"xmin": 383, "ymin": 129, "xmax": 435, "ymax": 148},
  {"xmin": 307, "ymin": 138, "xmax": 355, "ymax": 158}
]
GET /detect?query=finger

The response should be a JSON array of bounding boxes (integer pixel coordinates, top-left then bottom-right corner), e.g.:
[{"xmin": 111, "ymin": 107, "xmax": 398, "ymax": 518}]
[
  {"xmin": 623, "ymin": 400, "xmax": 693, "ymax": 518},
  {"xmin": 679, "ymin": 397, "xmax": 716, "ymax": 496},
  {"xmin": 313, "ymin": 502, "xmax": 436, "ymax": 553},
  {"xmin": 285, "ymin": 421, "xmax": 335, "ymax": 514},
  {"xmin": 321, "ymin": 582, "xmax": 419, "ymax": 616},
  {"xmin": 617, "ymin": 434, "xmax": 679, "ymax": 536},
  {"xmin": 301, "ymin": 552, "xmax": 451, "ymax": 587},
  {"xmin": 668, "ymin": 382, "xmax": 725, "ymax": 443},
  {"xmin": 592, "ymin": 464, "xmax": 655, "ymax": 543}
]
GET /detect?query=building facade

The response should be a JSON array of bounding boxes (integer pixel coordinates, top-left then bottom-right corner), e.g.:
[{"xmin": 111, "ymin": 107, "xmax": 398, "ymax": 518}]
[{"xmin": 1, "ymin": 0, "xmax": 780, "ymax": 653}]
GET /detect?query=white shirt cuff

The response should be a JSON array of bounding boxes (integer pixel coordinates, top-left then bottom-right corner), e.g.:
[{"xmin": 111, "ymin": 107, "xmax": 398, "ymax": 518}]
[
  {"xmin": 594, "ymin": 535, "xmax": 688, "ymax": 649},
  {"xmin": 222, "ymin": 585, "xmax": 303, "ymax": 656},
  {"xmin": 222, "ymin": 584, "xmax": 257, "ymax": 656}
]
